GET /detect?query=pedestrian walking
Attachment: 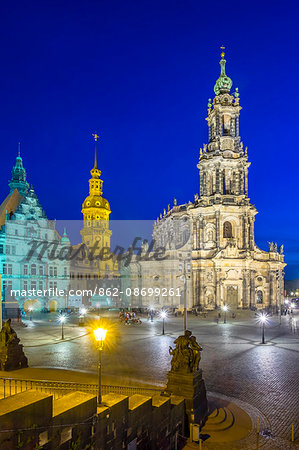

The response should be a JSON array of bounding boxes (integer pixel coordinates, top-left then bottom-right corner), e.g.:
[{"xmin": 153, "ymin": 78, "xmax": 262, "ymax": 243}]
[{"xmin": 293, "ymin": 318, "xmax": 297, "ymax": 334}]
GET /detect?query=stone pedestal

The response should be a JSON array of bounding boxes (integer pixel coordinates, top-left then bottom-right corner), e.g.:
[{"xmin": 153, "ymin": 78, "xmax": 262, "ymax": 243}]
[
  {"xmin": 0, "ymin": 342, "xmax": 28, "ymax": 371},
  {"xmin": 0, "ymin": 319, "xmax": 28, "ymax": 371},
  {"xmin": 166, "ymin": 369, "xmax": 208, "ymax": 428}
]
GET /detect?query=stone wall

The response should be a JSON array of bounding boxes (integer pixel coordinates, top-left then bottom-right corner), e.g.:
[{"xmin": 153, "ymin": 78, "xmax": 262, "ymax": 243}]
[{"xmin": 0, "ymin": 389, "xmax": 185, "ymax": 449}]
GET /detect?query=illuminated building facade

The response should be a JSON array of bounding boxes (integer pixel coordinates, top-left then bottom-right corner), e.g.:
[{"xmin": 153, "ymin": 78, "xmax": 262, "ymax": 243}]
[
  {"xmin": 0, "ymin": 149, "xmax": 69, "ymax": 313},
  {"xmin": 126, "ymin": 52, "xmax": 286, "ymax": 311}
]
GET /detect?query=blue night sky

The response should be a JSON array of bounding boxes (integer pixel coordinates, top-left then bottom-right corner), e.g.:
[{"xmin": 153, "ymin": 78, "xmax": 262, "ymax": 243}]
[{"xmin": 0, "ymin": 0, "xmax": 298, "ymax": 279}]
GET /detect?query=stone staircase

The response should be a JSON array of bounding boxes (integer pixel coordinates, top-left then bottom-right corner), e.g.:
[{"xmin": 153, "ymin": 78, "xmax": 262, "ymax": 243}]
[
  {"xmin": 199, "ymin": 400, "xmax": 251, "ymax": 443},
  {"xmin": 202, "ymin": 405, "xmax": 235, "ymax": 433}
]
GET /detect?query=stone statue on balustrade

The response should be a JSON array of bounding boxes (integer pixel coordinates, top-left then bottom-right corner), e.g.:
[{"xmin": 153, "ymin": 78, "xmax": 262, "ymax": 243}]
[{"xmin": 0, "ymin": 319, "xmax": 28, "ymax": 371}]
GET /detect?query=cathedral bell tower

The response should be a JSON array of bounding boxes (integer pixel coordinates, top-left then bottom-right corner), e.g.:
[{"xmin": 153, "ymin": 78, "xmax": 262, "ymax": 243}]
[
  {"xmin": 196, "ymin": 49, "xmax": 257, "ymax": 252},
  {"xmin": 197, "ymin": 50, "xmax": 250, "ymax": 206},
  {"xmin": 81, "ymin": 134, "xmax": 112, "ymax": 250}
]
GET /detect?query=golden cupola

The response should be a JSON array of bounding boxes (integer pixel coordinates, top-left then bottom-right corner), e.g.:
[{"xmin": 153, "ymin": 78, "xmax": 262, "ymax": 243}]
[{"xmin": 82, "ymin": 134, "xmax": 111, "ymax": 222}]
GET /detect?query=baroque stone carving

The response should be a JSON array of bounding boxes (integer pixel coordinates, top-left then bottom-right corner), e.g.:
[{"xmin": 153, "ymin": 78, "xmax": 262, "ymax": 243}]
[
  {"xmin": 0, "ymin": 319, "xmax": 28, "ymax": 371},
  {"xmin": 169, "ymin": 330, "xmax": 202, "ymax": 373}
]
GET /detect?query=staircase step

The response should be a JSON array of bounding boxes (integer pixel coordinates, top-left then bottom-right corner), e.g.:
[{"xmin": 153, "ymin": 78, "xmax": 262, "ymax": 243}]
[
  {"xmin": 204, "ymin": 407, "xmax": 226, "ymax": 425},
  {"xmin": 208, "ymin": 408, "xmax": 219, "ymax": 419},
  {"xmin": 202, "ymin": 407, "xmax": 235, "ymax": 432}
]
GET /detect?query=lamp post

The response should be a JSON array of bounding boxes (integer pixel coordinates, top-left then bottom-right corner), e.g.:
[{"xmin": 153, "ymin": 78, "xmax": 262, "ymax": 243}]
[
  {"xmin": 28, "ymin": 306, "xmax": 33, "ymax": 321},
  {"xmin": 94, "ymin": 327, "xmax": 107, "ymax": 405},
  {"xmin": 222, "ymin": 304, "xmax": 228, "ymax": 324},
  {"xmin": 79, "ymin": 307, "xmax": 87, "ymax": 326},
  {"xmin": 258, "ymin": 312, "xmax": 268, "ymax": 344},
  {"xmin": 59, "ymin": 314, "xmax": 66, "ymax": 340},
  {"xmin": 160, "ymin": 310, "xmax": 167, "ymax": 335}
]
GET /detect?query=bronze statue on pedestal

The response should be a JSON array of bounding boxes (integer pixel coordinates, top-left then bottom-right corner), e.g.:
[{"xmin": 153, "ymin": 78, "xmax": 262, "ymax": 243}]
[{"xmin": 169, "ymin": 330, "xmax": 202, "ymax": 373}]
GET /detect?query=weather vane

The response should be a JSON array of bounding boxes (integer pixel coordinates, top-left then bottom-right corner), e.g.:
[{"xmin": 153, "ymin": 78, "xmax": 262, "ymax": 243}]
[
  {"xmin": 92, "ymin": 133, "xmax": 99, "ymax": 142},
  {"xmin": 220, "ymin": 45, "xmax": 225, "ymax": 58}
]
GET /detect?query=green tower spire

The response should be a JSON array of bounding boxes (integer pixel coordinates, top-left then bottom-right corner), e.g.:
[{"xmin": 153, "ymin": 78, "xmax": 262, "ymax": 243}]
[
  {"xmin": 8, "ymin": 143, "xmax": 29, "ymax": 195},
  {"xmin": 214, "ymin": 48, "xmax": 233, "ymax": 96}
]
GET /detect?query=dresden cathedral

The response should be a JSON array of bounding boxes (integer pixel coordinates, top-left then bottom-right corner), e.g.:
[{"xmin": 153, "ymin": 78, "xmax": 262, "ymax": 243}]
[{"xmin": 126, "ymin": 51, "xmax": 286, "ymax": 311}]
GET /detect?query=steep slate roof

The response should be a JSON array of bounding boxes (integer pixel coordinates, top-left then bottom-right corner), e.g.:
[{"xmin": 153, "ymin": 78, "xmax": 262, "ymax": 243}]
[{"xmin": 0, "ymin": 189, "xmax": 23, "ymax": 227}]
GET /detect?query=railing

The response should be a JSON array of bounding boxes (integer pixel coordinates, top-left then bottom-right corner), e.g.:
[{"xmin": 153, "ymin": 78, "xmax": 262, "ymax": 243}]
[{"xmin": 0, "ymin": 377, "xmax": 162, "ymax": 399}]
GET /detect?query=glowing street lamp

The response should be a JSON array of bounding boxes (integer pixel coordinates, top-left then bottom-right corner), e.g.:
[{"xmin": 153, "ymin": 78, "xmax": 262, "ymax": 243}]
[
  {"xmin": 59, "ymin": 314, "xmax": 67, "ymax": 340},
  {"xmin": 80, "ymin": 307, "xmax": 87, "ymax": 316},
  {"xmin": 222, "ymin": 304, "xmax": 228, "ymax": 324},
  {"xmin": 94, "ymin": 327, "xmax": 107, "ymax": 404},
  {"xmin": 258, "ymin": 313, "xmax": 268, "ymax": 344},
  {"xmin": 160, "ymin": 310, "xmax": 167, "ymax": 335}
]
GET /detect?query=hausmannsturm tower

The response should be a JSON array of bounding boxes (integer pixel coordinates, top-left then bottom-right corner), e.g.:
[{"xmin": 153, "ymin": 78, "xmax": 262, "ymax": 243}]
[
  {"xmin": 81, "ymin": 134, "xmax": 112, "ymax": 251},
  {"xmin": 128, "ymin": 51, "xmax": 286, "ymax": 311}
]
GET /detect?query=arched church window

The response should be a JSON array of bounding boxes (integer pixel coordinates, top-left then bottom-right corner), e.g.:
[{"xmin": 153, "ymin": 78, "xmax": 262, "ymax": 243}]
[
  {"xmin": 256, "ymin": 291, "xmax": 263, "ymax": 304},
  {"xmin": 223, "ymin": 221, "xmax": 233, "ymax": 238}
]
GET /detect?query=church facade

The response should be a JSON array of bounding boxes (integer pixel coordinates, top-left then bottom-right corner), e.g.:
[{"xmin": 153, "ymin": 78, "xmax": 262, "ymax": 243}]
[{"xmin": 124, "ymin": 52, "xmax": 285, "ymax": 311}]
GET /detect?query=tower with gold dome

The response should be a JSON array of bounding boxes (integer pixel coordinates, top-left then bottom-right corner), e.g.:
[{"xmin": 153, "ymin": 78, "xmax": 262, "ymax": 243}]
[
  {"xmin": 80, "ymin": 133, "xmax": 112, "ymax": 252},
  {"xmin": 69, "ymin": 134, "xmax": 119, "ymax": 309}
]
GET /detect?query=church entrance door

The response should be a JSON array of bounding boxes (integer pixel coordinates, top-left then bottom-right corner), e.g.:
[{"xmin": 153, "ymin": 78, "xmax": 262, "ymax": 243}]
[{"xmin": 226, "ymin": 285, "xmax": 238, "ymax": 308}]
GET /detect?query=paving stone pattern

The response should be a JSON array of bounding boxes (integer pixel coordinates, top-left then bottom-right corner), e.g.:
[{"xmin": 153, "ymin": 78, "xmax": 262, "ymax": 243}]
[{"xmin": 20, "ymin": 311, "xmax": 299, "ymax": 447}]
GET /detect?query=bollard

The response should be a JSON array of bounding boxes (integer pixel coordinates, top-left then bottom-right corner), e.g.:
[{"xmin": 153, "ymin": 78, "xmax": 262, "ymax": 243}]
[
  {"xmin": 199, "ymin": 438, "xmax": 202, "ymax": 449},
  {"xmin": 190, "ymin": 424, "xmax": 193, "ymax": 442},
  {"xmin": 256, "ymin": 416, "xmax": 259, "ymax": 434},
  {"xmin": 291, "ymin": 424, "xmax": 294, "ymax": 442}
]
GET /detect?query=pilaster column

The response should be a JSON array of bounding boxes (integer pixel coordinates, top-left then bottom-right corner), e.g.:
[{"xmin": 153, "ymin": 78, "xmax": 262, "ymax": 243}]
[
  {"xmin": 235, "ymin": 116, "xmax": 239, "ymax": 136},
  {"xmin": 242, "ymin": 270, "xmax": 250, "ymax": 308},
  {"xmin": 196, "ymin": 218, "xmax": 201, "ymax": 249},
  {"xmin": 199, "ymin": 270, "xmax": 205, "ymax": 307},
  {"xmin": 245, "ymin": 169, "xmax": 248, "ymax": 197},
  {"xmin": 230, "ymin": 117, "xmax": 235, "ymax": 136},
  {"xmin": 216, "ymin": 166, "xmax": 220, "ymax": 194},
  {"xmin": 249, "ymin": 217, "xmax": 255, "ymax": 250},
  {"xmin": 215, "ymin": 269, "xmax": 221, "ymax": 308},
  {"xmin": 269, "ymin": 272, "xmax": 274, "ymax": 307},
  {"xmin": 193, "ymin": 268, "xmax": 200, "ymax": 306},
  {"xmin": 203, "ymin": 171, "xmax": 207, "ymax": 196},
  {"xmin": 193, "ymin": 219, "xmax": 197, "ymax": 250},
  {"xmin": 250, "ymin": 270, "xmax": 255, "ymax": 308},
  {"xmin": 243, "ymin": 215, "xmax": 248, "ymax": 249},
  {"xmin": 199, "ymin": 171, "xmax": 203, "ymax": 197},
  {"xmin": 215, "ymin": 212, "xmax": 220, "ymax": 247}
]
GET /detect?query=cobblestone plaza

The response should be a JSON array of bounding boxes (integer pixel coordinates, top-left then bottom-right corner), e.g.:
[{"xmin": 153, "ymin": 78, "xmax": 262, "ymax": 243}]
[{"xmin": 7, "ymin": 310, "xmax": 298, "ymax": 448}]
